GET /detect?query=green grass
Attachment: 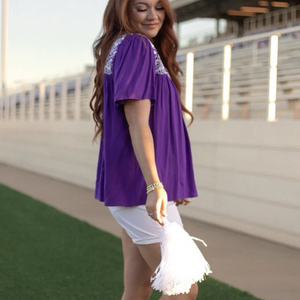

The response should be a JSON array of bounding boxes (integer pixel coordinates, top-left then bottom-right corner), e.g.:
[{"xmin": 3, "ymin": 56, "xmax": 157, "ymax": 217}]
[{"xmin": 0, "ymin": 183, "xmax": 262, "ymax": 300}]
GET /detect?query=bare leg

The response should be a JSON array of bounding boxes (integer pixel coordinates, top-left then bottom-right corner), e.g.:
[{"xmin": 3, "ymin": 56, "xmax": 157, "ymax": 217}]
[
  {"xmin": 138, "ymin": 243, "xmax": 198, "ymax": 300},
  {"xmin": 121, "ymin": 228, "xmax": 153, "ymax": 300}
]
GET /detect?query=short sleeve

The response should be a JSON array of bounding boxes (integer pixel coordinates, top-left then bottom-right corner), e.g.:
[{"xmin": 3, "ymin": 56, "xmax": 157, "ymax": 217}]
[{"xmin": 113, "ymin": 34, "xmax": 156, "ymax": 107}]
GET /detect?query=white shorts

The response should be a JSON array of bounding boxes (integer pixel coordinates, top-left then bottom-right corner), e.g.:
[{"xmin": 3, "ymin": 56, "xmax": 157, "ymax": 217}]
[{"xmin": 108, "ymin": 201, "xmax": 183, "ymax": 245}]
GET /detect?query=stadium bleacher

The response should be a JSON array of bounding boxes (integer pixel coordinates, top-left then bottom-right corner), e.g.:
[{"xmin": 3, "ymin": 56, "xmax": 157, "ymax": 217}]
[{"xmin": 187, "ymin": 29, "xmax": 300, "ymax": 120}]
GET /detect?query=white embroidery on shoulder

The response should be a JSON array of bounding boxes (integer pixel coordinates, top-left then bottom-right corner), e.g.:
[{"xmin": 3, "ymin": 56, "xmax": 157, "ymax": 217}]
[
  {"xmin": 104, "ymin": 34, "xmax": 126, "ymax": 75},
  {"xmin": 105, "ymin": 33, "xmax": 170, "ymax": 78},
  {"xmin": 149, "ymin": 42, "xmax": 171, "ymax": 78},
  {"xmin": 128, "ymin": 33, "xmax": 170, "ymax": 78}
]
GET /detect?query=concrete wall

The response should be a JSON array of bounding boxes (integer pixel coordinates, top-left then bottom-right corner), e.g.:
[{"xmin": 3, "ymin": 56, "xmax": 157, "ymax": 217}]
[
  {"xmin": 183, "ymin": 119, "xmax": 300, "ymax": 250},
  {"xmin": 0, "ymin": 121, "xmax": 99, "ymax": 190},
  {"xmin": 0, "ymin": 120, "xmax": 299, "ymax": 249}
]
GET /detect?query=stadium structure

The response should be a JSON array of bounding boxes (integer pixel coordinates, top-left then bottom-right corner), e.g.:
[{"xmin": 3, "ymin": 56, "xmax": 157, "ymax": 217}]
[
  {"xmin": 1, "ymin": 0, "xmax": 300, "ymax": 121},
  {"xmin": 1, "ymin": 1, "xmax": 300, "ymax": 251},
  {"xmin": 173, "ymin": 0, "xmax": 300, "ymax": 39},
  {"xmin": 172, "ymin": 0, "xmax": 300, "ymax": 120}
]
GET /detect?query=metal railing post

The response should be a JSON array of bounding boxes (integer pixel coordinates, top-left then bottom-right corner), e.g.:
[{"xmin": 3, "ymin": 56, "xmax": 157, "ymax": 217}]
[
  {"xmin": 185, "ymin": 52, "xmax": 194, "ymax": 122},
  {"xmin": 29, "ymin": 85, "xmax": 34, "ymax": 121},
  {"xmin": 268, "ymin": 34, "xmax": 279, "ymax": 121},
  {"xmin": 20, "ymin": 85, "xmax": 26, "ymax": 121},
  {"xmin": 89, "ymin": 71, "xmax": 95, "ymax": 121},
  {"xmin": 49, "ymin": 81, "xmax": 55, "ymax": 120},
  {"xmin": 39, "ymin": 82, "xmax": 45, "ymax": 120},
  {"xmin": 0, "ymin": 96, "xmax": 3, "ymax": 121},
  {"xmin": 4, "ymin": 94, "xmax": 9, "ymax": 120},
  {"xmin": 61, "ymin": 79, "xmax": 67, "ymax": 120},
  {"xmin": 222, "ymin": 44, "xmax": 232, "ymax": 120},
  {"xmin": 75, "ymin": 76, "xmax": 81, "ymax": 120},
  {"xmin": 11, "ymin": 90, "xmax": 16, "ymax": 120}
]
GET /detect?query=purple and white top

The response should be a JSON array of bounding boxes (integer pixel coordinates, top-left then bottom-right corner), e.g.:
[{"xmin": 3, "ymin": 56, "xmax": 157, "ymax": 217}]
[{"xmin": 94, "ymin": 33, "xmax": 198, "ymax": 207}]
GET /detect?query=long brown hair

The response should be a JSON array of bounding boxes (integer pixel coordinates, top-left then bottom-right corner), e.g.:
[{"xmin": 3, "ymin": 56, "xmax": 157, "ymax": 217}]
[{"xmin": 89, "ymin": 0, "xmax": 194, "ymax": 143}]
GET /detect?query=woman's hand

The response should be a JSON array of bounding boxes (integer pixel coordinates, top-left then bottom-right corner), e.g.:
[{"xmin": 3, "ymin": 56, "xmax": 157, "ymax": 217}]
[
  {"xmin": 145, "ymin": 187, "xmax": 168, "ymax": 226},
  {"xmin": 174, "ymin": 198, "xmax": 191, "ymax": 206}
]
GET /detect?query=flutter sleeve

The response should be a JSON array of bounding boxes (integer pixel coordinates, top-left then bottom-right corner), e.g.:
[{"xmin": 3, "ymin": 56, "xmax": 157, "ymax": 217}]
[{"xmin": 113, "ymin": 34, "xmax": 156, "ymax": 107}]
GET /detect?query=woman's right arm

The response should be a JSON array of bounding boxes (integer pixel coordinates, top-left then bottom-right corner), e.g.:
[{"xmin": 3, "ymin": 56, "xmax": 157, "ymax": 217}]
[{"xmin": 123, "ymin": 99, "xmax": 167, "ymax": 225}]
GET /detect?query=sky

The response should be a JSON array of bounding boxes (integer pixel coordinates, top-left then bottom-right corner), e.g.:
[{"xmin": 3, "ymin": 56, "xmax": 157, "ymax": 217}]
[{"xmin": 0, "ymin": 0, "xmax": 224, "ymax": 90}]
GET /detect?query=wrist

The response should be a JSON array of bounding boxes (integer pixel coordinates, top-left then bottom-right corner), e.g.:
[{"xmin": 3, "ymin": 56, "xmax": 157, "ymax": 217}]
[
  {"xmin": 146, "ymin": 182, "xmax": 164, "ymax": 194},
  {"xmin": 145, "ymin": 176, "xmax": 160, "ymax": 186}
]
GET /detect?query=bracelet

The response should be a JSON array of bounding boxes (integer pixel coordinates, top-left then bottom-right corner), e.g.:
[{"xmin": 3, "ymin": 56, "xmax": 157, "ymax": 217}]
[{"xmin": 146, "ymin": 182, "xmax": 164, "ymax": 194}]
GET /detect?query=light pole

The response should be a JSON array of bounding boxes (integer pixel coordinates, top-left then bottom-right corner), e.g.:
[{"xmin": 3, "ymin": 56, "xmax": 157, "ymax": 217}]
[{"xmin": 1, "ymin": 0, "xmax": 8, "ymax": 95}]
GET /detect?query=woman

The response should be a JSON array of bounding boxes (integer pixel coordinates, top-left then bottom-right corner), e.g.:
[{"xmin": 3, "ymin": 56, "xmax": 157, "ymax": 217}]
[{"xmin": 90, "ymin": 0, "xmax": 198, "ymax": 299}]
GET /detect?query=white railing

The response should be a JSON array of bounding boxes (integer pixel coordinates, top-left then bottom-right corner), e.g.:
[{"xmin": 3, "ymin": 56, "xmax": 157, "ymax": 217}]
[
  {"xmin": 2, "ymin": 25, "xmax": 300, "ymax": 122},
  {"xmin": 0, "ymin": 70, "xmax": 95, "ymax": 122},
  {"xmin": 179, "ymin": 25, "xmax": 300, "ymax": 121}
]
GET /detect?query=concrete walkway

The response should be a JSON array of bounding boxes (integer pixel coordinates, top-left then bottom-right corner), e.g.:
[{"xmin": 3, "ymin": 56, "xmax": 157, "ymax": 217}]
[{"xmin": 1, "ymin": 163, "xmax": 300, "ymax": 300}]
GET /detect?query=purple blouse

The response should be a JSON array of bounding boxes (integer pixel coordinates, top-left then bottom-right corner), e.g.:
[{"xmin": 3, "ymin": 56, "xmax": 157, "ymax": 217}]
[{"xmin": 94, "ymin": 33, "xmax": 198, "ymax": 206}]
